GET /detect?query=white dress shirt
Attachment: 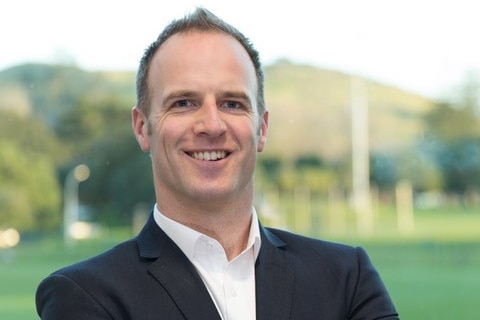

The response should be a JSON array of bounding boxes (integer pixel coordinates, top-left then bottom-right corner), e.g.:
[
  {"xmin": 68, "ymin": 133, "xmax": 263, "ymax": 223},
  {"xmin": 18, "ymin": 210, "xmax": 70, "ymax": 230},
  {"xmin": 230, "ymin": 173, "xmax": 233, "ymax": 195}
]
[{"xmin": 153, "ymin": 204, "xmax": 261, "ymax": 320}]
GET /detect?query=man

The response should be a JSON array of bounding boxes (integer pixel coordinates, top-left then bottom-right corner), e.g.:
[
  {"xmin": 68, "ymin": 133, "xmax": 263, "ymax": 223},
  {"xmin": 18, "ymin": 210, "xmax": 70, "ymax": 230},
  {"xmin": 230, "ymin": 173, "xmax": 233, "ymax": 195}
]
[{"xmin": 36, "ymin": 7, "xmax": 398, "ymax": 320}]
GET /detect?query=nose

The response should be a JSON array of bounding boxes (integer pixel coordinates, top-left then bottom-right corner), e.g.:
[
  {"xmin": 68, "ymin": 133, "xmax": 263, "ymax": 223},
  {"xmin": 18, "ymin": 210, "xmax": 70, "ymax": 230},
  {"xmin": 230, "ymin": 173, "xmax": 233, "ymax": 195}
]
[{"xmin": 193, "ymin": 101, "xmax": 227, "ymax": 137}]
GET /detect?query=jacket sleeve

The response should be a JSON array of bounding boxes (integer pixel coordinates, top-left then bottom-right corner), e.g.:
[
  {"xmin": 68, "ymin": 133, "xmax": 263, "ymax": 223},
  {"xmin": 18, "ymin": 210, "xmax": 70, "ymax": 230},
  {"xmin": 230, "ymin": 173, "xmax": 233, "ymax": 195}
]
[
  {"xmin": 36, "ymin": 273, "xmax": 113, "ymax": 320},
  {"xmin": 348, "ymin": 247, "xmax": 399, "ymax": 320}
]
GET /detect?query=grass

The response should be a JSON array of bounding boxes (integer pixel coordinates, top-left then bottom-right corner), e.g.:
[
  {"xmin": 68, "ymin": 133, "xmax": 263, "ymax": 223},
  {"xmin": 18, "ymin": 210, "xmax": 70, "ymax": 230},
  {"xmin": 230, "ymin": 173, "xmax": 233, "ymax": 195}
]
[
  {"xmin": 362, "ymin": 241, "xmax": 480, "ymax": 319},
  {"xmin": 0, "ymin": 232, "xmax": 127, "ymax": 320},
  {"xmin": 1, "ymin": 210, "xmax": 479, "ymax": 319}
]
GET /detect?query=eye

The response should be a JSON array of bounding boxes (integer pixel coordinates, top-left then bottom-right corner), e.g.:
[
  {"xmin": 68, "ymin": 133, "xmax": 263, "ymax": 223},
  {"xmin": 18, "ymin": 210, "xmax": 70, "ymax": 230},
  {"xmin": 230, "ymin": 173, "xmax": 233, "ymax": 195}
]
[
  {"xmin": 173, "ymin": 100, "xmax": 195, "ymax": 108},
  {"xmin": 222, "ymin": 101, "xmax": 243, "ymax": 109}
]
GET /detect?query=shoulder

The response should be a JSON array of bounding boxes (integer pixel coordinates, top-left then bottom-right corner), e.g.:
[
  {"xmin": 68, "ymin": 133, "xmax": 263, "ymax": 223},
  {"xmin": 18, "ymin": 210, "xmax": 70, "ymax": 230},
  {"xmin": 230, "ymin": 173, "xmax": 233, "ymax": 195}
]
[
  {"xmin": 264, "ymin": 227, "xmax": 357, "ymax": 253},
  {"xmin": 262, "ymin": 227, "xmax": 369, "ymax": 267},
  {"xmin": 39, "ymin": 215, "xmax": 167, "ymax": 291},
  {"xmin": 35, "ymin": 238, "xmax": 142, "ymax": 318},
  {"xmin": 259, "ymin": 228, "xmax": 398, "ymax": 319},
  {"xmin": 46, "ymin": 237, "xmax": 140, "ymax": 286}
]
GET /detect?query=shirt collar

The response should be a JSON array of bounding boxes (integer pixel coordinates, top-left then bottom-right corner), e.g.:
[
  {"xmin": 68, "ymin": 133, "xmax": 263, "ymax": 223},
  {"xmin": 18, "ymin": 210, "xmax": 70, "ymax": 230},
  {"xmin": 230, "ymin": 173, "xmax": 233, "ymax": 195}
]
[{"xmin": 153, "ymin": 204, "xmax": 261, "ymax": 261}]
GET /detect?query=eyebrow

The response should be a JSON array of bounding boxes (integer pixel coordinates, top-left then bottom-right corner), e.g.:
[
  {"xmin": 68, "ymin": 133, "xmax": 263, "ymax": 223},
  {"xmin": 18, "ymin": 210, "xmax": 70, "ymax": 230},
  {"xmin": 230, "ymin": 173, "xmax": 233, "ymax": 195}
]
[
  {"xmin": 161, "ymin": 90, "xmax": 198, "ymax": 105},
  {"xmin": 162, "ymin": 89, "xmax": 253, "ymax": 106},
  {"xmin": 221, "ymin": 90, "xmax": 253, "ymax": 105}
]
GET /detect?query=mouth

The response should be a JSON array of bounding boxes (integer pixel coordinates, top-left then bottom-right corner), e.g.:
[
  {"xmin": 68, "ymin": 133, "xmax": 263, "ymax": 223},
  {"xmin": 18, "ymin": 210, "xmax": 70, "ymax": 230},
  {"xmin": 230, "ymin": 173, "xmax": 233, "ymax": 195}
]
[{"xmin": 188, "ymin": 150, "xmax": 229, "ymax": 161}]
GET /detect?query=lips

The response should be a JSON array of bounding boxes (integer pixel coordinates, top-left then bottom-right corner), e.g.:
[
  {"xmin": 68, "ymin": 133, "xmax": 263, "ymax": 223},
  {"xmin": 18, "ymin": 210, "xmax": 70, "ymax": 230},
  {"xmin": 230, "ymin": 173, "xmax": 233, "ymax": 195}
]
[{"xmin": 190, "ymin": 150, "xmax": 228, "ymax": 161}]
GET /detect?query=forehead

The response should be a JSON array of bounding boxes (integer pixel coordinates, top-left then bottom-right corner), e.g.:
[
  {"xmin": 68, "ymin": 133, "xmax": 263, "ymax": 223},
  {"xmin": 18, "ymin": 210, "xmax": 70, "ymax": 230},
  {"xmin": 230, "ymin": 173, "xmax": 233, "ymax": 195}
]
[
  {"xmin": 156, "ymin": 30, "xmax": 250, "ymax": 60},
  {"xmin": 149, "ymin": 31, "xmax": 257, "ymax": 87}
]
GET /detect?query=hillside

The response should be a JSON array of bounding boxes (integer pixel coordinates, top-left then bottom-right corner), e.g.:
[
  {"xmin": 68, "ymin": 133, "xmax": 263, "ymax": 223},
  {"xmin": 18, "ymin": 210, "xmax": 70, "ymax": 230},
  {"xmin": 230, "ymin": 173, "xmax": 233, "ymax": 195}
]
[
  {"xmin": 0, "ymin": 64, "xmax": 135, "ymax": 127},
  {"xmin": 264, "ymin": 61, "xmax": 434, "ymax": 160},
  {"xmin": 0, "ymin": 62, "xmax": 435, "ymax": 160}
]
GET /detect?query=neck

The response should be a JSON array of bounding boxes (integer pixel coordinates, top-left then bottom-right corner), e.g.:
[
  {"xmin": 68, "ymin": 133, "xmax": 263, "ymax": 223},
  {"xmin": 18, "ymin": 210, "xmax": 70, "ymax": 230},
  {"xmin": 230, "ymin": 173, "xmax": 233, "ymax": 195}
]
[
  {"xmin": 157, "ymin": 191, "xmax": 254, "ymax": 260},
  {"xmin": 183, "ymin": 211, "xmax": 253, "ymax": 260}
]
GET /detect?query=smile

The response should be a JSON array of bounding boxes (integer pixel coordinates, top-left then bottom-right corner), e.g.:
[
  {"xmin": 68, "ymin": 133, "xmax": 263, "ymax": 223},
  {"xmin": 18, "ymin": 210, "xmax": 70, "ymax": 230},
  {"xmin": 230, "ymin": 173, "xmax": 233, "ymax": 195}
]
[{"xmin": 190, "ymin": 151, "xmax": 228, "ymax": 161}]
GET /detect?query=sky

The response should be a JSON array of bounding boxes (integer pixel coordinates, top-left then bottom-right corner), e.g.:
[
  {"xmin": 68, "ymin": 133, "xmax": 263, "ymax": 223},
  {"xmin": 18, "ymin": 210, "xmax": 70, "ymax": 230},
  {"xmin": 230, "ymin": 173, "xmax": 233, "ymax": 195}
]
[{"xmin": 2, "ymin": 0, "xmax": 480, "ymax": 99}]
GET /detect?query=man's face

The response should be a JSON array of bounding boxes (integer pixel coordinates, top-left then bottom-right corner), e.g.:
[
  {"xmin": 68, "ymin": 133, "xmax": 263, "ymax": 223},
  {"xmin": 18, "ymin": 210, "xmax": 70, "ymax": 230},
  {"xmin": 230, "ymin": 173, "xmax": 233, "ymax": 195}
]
[{"xmin": 133, "ymin": 31, "xmax": 268, "ymax": 206}]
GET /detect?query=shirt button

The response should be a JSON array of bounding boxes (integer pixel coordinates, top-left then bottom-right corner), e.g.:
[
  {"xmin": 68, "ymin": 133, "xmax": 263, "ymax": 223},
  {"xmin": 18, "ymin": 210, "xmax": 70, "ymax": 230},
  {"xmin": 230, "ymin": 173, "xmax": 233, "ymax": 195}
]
[{"xmin": 228, "ymin": 286, "xmax": 237, "ymax": 297}]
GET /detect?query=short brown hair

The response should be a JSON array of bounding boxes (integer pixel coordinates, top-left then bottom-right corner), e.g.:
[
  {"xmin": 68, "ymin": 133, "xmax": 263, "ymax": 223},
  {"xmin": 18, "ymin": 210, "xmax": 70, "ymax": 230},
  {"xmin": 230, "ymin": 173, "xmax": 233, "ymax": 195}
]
[{"xmin": 135, "ymin": 7, "xmax": 265, "ymax": 117}]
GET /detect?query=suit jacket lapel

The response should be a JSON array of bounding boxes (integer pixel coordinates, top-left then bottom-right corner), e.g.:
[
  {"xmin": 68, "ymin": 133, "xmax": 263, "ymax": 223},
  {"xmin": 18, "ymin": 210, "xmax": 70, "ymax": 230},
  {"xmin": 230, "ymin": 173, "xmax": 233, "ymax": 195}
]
[
  {"xmin": 136, "ymin": 215, "xmax": 222, "ymax": 320},
  {"xmin": 136, "ymin": 215, "xmax": 296, "ymax": 320},
  {"xmin": 255, "ymin": 225, "xmax": 295, "ymax": 320}
]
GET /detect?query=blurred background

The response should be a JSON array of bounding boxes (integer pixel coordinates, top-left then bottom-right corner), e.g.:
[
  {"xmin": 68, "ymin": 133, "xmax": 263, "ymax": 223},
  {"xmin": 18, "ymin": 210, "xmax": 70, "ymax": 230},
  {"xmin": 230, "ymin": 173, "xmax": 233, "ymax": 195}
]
[{"xmin": 1, "ymin": 0, "xmax": 479, "ymax": 319}]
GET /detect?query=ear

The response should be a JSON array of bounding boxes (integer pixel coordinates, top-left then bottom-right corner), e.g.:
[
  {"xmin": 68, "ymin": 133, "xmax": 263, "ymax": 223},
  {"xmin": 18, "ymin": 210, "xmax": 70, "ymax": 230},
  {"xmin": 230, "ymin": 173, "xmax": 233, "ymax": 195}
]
[
  {"xmin": 257, "ymin": 110, "xmax": 269, "ymax": 152},
  {"xmin": 132, "ymin": 106, "xmax": 151, "ymax": 152}
]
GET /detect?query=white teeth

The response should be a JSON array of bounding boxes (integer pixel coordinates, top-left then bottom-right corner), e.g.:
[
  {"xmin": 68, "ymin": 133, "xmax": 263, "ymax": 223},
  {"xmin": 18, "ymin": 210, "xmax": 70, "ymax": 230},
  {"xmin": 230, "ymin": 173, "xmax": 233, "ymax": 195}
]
[{"xmin": 192, "ymin": 151, "xmax": 226, "ymax": 161}]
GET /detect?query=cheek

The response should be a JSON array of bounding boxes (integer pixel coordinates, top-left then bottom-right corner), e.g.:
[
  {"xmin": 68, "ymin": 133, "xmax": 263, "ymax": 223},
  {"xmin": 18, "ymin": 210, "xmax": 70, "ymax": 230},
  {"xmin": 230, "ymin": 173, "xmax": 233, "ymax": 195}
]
[
  {"xmin": 238, "ymin": 123, "xmax": 261, "ymax": 150},
  {"xmin": 151, "ymin": 118, "xmax": 187, "ymax": 150}
]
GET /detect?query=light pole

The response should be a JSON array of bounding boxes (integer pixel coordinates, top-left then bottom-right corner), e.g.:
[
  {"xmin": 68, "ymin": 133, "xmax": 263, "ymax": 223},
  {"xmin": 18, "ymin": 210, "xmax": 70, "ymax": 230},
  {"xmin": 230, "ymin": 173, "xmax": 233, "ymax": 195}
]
[
  {"xmin": 63, "ymin": 164, "xmax": 90, "ymax": 247},
  {"xmin": 350, "ymin": 77, "xmax": 373, "ymax": 235}
]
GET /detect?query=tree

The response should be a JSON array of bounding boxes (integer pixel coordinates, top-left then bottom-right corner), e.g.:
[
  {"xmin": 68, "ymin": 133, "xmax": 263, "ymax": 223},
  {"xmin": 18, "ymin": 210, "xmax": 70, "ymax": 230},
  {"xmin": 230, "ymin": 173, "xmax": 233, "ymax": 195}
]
[
  {"xmin": 370, "ymin": 152, "xmax": 397, "ymax": 190},
  {"xmin": 0, "ymin": 112, "xmax": 62, "ymax": 230},
  {"xmin": 0, "ymin": 140, "xmax": 61, "ymax": 230},
  {"xmin": 422, "ymin": 72, "xmax": 480, "ymax": 194},
  {"xmin": 56, "ymin": 94, "xmax": 155, "ymax": 223}
]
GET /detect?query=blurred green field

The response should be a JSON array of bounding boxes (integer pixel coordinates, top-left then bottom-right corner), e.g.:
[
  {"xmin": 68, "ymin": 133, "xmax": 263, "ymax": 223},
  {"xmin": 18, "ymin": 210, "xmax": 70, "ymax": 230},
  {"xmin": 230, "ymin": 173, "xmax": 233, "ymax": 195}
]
[{"xmin": 1, "ymin": 211, "xmax": 479, "ymax": 319}]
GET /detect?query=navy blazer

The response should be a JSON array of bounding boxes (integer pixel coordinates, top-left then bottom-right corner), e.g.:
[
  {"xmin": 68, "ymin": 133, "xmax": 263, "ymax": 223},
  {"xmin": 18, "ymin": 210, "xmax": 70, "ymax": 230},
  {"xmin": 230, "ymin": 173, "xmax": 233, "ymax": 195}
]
[{"xmin": 36, "ymin": 214, "xmax": 398, "ymax": 319}]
